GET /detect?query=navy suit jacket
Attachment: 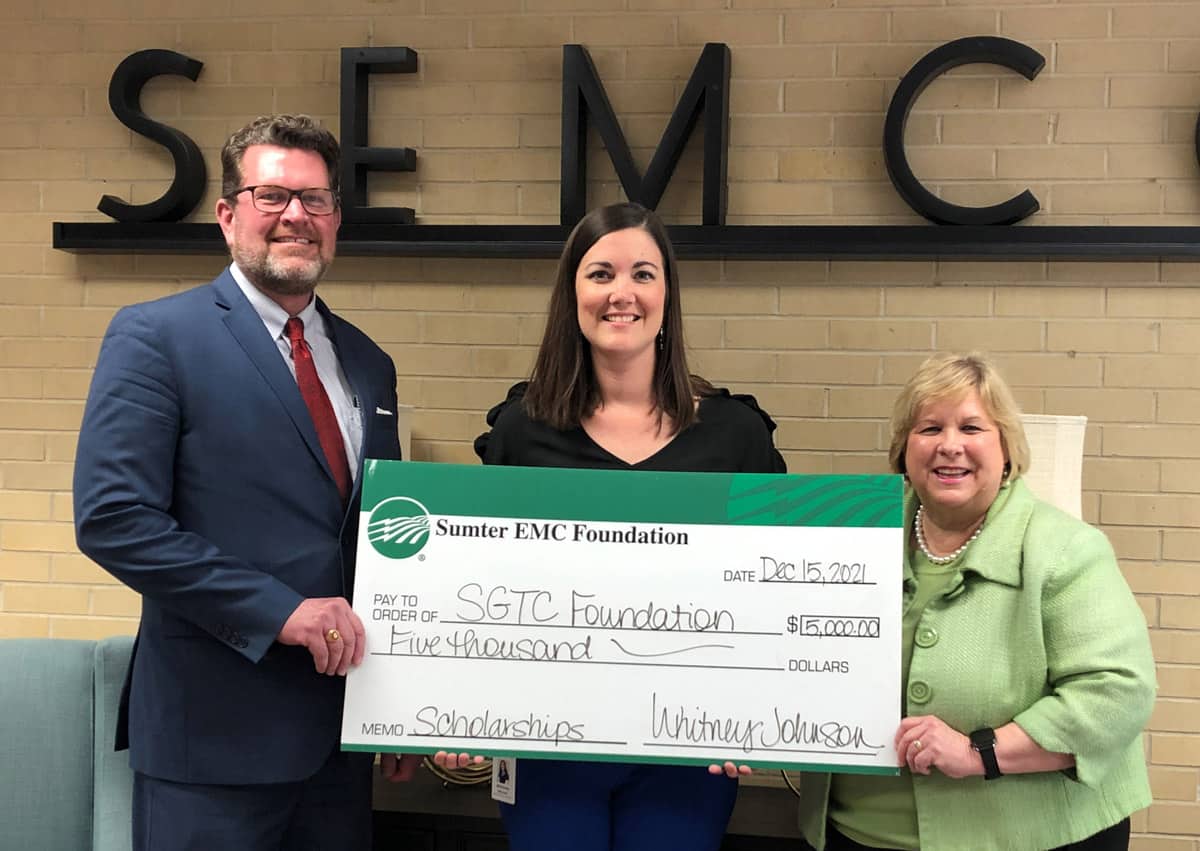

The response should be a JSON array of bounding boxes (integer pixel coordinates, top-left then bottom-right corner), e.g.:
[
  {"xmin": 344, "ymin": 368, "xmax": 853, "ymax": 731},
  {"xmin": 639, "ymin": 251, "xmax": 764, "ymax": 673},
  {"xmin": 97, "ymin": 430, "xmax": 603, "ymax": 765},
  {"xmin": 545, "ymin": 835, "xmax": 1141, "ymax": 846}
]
[{"xmin": 74, "ymin": 268, "xmax": 401, "ymax": 785}]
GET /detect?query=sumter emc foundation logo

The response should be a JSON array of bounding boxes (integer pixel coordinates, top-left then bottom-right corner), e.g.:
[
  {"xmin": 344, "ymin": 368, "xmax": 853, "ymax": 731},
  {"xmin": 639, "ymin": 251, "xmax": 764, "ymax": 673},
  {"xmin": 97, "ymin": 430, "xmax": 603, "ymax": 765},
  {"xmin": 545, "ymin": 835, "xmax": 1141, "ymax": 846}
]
[{"xmin": 367, "ymin": 497, "xmax": 431, "ymax": 559}]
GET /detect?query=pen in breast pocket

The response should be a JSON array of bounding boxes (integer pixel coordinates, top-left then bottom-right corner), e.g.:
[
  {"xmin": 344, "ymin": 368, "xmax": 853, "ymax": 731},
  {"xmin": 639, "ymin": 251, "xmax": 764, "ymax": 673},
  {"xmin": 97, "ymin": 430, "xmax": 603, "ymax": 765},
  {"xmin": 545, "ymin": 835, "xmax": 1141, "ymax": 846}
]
[{"xmin": 352, "ymin": 395, "xmax": 360, "ymax": 409}]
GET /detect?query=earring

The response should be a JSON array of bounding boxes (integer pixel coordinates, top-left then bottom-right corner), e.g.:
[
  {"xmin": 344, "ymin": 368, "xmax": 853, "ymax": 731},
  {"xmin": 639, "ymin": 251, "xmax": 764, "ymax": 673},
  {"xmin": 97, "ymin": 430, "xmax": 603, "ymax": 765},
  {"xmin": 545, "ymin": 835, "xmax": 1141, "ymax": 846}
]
[{"xmin": 657, "ymin": 327, "xmax": 664, "ymax": 351}]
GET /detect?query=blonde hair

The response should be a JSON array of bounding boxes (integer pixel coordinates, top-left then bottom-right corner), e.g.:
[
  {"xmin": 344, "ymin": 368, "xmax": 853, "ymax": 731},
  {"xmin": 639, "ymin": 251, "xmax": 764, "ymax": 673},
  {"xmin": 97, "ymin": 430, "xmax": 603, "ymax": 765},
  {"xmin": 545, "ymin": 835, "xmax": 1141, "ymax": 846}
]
[{"xmin": 887, "ymin": 352, "xmax": 1030, "ymax": 480}]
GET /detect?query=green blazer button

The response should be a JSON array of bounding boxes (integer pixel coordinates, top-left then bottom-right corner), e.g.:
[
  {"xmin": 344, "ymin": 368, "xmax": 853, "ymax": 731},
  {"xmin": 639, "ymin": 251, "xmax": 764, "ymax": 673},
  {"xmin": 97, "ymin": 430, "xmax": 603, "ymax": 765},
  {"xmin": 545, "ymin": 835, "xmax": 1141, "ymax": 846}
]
[{"xmin": 908, "ymin": 680, "xmax": 931, "ymax": 704}]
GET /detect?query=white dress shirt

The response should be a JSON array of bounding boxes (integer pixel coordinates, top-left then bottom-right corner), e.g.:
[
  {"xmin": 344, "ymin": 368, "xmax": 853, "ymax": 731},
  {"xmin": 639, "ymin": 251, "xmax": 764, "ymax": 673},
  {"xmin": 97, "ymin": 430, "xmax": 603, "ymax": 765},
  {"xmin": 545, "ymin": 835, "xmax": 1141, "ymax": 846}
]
[{"xmin": 230, "ymin": 263, "xmax": 363, "ymax": 480}]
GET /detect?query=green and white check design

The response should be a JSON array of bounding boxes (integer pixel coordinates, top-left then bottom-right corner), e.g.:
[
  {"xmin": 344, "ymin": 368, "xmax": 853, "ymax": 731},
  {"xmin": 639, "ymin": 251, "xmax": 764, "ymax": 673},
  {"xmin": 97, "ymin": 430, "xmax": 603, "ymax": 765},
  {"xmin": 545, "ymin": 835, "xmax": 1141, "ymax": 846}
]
[{"xmin": 344, "ymin": 461, "xmax": 904, "ymax": 774}]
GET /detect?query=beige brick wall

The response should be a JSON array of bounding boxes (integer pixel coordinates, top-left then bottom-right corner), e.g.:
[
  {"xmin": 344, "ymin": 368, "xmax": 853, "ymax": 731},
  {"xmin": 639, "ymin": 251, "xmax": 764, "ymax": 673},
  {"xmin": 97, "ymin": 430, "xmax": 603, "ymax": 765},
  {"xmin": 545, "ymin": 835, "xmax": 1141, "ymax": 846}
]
[{"xmin": 1, "ymin": 0, "xmax": 1197, "ymax": 844}]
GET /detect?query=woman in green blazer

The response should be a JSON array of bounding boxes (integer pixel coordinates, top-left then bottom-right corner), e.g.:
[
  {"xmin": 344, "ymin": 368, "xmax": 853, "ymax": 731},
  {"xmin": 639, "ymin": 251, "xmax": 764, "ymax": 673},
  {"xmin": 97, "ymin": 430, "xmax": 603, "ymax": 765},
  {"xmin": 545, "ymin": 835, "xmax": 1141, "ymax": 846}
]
[{"xmin": 799, "ymin": 352, "xmax": 1155, "ymax": 851}]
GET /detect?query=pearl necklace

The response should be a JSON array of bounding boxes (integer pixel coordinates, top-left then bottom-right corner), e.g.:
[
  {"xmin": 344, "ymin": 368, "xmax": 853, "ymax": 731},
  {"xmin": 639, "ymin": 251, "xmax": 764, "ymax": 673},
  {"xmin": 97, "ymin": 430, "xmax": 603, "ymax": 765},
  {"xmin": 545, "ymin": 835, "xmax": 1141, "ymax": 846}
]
[{"xmin": 914, "ymin": 505, "xmax": 984, "ymax": 565}]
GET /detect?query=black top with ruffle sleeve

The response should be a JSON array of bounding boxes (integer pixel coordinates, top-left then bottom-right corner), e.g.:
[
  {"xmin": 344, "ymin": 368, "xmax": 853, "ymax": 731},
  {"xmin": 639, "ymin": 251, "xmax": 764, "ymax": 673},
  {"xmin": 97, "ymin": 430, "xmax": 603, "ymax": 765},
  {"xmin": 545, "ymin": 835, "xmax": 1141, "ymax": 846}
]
[{"xmin": 474, "ymin": 382, "xmax": 787, "ymax": 475}]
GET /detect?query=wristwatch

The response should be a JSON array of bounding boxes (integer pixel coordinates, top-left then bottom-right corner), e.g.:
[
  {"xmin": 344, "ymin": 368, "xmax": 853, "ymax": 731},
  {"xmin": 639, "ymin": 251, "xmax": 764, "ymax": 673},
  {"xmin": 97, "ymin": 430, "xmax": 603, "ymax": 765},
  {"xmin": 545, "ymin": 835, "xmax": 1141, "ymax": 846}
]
[{"xmin": 969, "ymin": 727, "xmax": 1002, "ymax": 780}]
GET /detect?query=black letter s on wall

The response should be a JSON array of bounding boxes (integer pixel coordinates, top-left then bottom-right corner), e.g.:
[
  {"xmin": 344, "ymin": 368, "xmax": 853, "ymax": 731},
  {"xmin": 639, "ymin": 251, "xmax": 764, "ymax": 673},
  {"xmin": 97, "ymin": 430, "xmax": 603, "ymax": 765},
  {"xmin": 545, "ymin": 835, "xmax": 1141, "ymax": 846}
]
[{"xmin": 99, "ymin": 49, "xmax": 206, "ymax": 223}]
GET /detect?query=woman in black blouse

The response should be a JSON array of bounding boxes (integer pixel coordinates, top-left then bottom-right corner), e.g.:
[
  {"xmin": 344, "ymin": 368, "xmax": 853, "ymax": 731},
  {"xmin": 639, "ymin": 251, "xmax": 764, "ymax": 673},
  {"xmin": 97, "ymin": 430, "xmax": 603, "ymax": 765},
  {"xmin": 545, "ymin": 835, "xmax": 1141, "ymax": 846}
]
[{"xmin": 459, "ymin": 202, "xmax": 786, "ymax": 851}]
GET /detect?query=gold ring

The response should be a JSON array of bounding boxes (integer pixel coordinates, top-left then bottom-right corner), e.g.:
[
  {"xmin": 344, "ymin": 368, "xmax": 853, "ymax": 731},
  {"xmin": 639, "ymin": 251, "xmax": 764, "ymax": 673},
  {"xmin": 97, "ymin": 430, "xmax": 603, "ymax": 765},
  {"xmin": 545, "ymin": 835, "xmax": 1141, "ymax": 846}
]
[
  {"xmin": 325, "ymin": 628, "xmax": 341, "ymax": 643},
  {"xmin": 913, "ymin": 740, "xmax": 922, "ymax": 751}
]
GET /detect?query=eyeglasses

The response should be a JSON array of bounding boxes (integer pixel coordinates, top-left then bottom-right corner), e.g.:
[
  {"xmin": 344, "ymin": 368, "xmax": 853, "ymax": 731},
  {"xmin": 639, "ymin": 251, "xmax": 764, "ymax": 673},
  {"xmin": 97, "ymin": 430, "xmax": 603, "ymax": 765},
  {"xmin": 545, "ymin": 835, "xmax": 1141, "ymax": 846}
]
[{"xmin": 229, "ymin": 185, "xmax": 339, "ymax": 216}]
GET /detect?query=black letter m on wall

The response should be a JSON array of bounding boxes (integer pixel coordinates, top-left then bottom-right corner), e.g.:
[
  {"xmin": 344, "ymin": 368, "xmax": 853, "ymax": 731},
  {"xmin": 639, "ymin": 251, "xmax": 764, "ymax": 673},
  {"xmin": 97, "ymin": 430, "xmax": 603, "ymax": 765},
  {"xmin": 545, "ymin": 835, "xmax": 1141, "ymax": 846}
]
[{"xmin": 560, "ymin": 43, "xmax": 730, "ymax": 227}]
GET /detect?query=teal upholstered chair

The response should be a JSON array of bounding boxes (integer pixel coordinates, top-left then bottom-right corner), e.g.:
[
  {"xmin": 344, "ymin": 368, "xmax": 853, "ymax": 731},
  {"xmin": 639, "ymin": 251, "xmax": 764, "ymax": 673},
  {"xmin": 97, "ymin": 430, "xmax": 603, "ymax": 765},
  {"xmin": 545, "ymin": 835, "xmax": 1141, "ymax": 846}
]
[{"xmin": 0, "ymin": 636, "xmax": 134, "ymax": 851}]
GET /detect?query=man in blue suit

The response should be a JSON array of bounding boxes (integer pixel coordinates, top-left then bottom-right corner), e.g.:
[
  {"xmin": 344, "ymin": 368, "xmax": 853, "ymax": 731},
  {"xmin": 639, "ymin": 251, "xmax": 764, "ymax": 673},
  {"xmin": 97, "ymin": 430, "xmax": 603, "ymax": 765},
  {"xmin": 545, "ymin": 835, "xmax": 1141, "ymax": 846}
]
[{"xmin": 74, "ymin": 114, "xmax": 414, "ymax": 850}]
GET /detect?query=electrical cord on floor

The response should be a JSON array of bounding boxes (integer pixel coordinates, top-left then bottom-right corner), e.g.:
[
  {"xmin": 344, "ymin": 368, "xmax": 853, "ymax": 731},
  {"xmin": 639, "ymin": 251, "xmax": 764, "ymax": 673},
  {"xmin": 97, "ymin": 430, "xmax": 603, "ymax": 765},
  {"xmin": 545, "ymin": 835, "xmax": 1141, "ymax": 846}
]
[
  {"xmin": 423, "ymin": 755, "xmax": 493, "ymax": 787},
  {"xmin": 780, "ymin": 769, "xmax": 805, "ymax": 798},
  {"xmin": 422, "ymin": 758, "xmax": 804, "ymax": 796}
]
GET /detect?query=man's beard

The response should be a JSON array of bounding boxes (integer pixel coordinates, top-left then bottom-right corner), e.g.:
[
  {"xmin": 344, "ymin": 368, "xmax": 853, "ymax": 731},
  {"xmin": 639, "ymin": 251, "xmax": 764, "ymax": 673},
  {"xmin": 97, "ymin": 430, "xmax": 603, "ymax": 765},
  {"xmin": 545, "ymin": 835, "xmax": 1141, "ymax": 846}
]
[{"xmin": 232, "ymin": 241, "xmax": 332, "ymax": 297}]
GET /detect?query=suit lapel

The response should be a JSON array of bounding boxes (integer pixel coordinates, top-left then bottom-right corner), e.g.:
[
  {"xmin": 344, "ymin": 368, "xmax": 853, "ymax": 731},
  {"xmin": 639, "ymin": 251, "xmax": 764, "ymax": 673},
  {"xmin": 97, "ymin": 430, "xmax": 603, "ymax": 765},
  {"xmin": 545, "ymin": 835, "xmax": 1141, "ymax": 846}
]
[
  {"xmin": 212, "ymin": 271, "xmax": 337, "ymax": 492},
  {"xmin": 321, "ymin": 302, "xmax": 370, "ymax": 599},
  {"xmin": 319, "ymin": 299, "xmax": 372, "ymax": 507}
]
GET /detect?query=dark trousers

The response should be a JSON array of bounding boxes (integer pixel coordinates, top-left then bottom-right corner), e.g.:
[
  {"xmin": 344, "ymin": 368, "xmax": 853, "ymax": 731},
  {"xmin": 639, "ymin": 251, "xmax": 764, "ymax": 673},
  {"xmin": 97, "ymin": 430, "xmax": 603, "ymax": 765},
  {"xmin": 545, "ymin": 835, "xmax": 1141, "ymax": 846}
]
[
  {"xmin": 498, "ymin": 759, "xmax": 738, "ymax": 851},
  {"xmin": 823, "ymin": 818, "xmax": 1130, "ymax": 851},
  {"xmin": 133, "ymin": 749, "xmax": 374, "ymax": 851}
]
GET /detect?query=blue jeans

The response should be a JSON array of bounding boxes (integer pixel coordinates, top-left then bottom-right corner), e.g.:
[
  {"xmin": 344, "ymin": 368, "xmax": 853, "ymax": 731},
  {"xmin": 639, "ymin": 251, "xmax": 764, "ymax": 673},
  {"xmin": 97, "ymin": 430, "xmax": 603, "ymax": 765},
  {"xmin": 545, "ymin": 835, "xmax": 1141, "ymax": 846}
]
[{"xmin": 499, "ymin": 759, "xmax": 738, "ymax": 851}]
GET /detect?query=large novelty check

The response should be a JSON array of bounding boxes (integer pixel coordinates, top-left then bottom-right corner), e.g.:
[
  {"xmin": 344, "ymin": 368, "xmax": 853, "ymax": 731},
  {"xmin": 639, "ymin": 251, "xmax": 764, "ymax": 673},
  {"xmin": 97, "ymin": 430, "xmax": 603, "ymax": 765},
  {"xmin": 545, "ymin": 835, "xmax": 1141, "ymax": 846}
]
[{"xmin": 342, "ymin": 461, "xmax": 903, "ymax": 773}]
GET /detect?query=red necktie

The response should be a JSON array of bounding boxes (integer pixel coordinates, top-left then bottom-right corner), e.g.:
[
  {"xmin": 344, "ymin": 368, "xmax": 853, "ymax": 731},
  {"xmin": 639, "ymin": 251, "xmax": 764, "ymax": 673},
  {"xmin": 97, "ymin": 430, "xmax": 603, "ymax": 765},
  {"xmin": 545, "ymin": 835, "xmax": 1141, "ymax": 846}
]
[{"xmin": 284, "ymin": 317, "xmax": 351, "ymax": 503}]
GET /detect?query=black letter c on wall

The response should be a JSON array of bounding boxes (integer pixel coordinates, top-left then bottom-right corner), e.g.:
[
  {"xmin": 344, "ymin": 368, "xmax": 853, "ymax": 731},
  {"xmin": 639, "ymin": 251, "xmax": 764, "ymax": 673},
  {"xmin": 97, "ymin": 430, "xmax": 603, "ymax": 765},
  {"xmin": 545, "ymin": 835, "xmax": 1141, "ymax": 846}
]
[{"xmin": 884, "ymin": 37, "xmax": 1045, "ymax": 226}]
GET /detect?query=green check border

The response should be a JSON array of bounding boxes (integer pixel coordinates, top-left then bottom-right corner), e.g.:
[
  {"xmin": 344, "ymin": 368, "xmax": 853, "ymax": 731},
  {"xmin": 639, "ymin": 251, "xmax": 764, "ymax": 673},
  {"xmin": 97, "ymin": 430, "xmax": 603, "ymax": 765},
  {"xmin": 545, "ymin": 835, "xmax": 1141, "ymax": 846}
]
[
  {"xmin": 363, "ymin": 461, "xmax": 902, "ymax": 529},
  {"xmin": 345, "ymin": 743, "xmax": 898, "ymax": 775}
]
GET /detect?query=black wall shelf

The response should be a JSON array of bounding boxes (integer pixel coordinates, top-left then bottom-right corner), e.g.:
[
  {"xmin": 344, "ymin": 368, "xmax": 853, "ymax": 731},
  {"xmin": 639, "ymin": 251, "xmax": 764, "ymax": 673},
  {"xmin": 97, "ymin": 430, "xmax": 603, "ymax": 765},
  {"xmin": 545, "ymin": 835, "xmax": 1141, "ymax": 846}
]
[{"xmin": 53, "ymin": 222, "xmax": 1200, "ymax": 261}]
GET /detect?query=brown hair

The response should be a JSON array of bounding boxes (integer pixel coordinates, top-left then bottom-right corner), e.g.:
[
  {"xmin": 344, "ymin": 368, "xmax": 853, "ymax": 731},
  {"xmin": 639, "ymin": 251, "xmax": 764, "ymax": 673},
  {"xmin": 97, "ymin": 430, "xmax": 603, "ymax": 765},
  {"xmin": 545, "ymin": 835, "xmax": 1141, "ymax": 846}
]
[
  {"xmin": 887, "ymin": 351, "xmax": 1031, "ymax": 479},
  {"xmin": 523, "ymin": 202, "xmax": 712, "ymax": 431},
  {"xmin": 220, "ymin": 114, "xmax": 340, "ymax": 201}
]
